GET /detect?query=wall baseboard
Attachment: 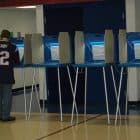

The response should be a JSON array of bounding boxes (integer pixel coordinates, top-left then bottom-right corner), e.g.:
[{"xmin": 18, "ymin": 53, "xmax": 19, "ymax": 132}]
[
  {"xmin": 12, "ymin": 84, "xmax": 39, "ymax": 96},
  {"xmin": 128, "ymin": 101, "xmax": 140, "ymax": 105}
]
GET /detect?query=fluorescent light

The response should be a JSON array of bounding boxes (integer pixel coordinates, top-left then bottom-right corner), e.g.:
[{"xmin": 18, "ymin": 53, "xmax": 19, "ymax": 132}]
[{"xmin": 16, "ymin": 6, "xmax": 36, "ymax": 9}]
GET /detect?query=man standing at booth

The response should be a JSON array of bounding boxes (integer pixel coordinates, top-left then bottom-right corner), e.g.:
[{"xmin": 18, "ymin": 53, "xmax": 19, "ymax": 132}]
[{"xmin": 0, "ymin": 29, "xmax": 20, "ymax": 121}]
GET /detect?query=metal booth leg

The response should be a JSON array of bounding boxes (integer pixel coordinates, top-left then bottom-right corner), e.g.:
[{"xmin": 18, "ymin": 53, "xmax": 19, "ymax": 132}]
[
  {"xmin": 57, "ymin": 66, "xmax": 63, "ymax": 122},
  {"xmin": 111, "ymin": 66, "xmax": 121, "ymax": 119},
  {"xmin": 28, "ymin": 68, "xmax": 35, "ymax": 120},
  {"xmin": 34, "ymin": 68, "xmax": 42, "ymax": 114},
  {"xmin": 23, "ymin": 68, "xmax": 28, "ymax": 120},
  {"xmin": 103, "ymin": 67, "xmax": 110, "ymax": 124},
  {"xmin": 67, "ymin": 66, "xmax": 78, "ymax": 124},
  {"xmin": 115, "ymin": 67, "xmax": 124, "ymax": 125},
  {"xmin": 84, "ymin": 67, "xmax": 87, "ymax": 118},
  {"xmin": 71, "ymin": 67, "xmax": 79, "ymax": 124},
  {"xmin": 28, "ymin": 68, "xmax": 42, "ymax": 120}
]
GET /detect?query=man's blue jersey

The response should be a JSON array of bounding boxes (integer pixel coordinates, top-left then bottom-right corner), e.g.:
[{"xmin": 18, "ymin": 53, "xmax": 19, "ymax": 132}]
[{"xmin": 0, "ymin": 41, "xmax": 20, "ymax": 84}]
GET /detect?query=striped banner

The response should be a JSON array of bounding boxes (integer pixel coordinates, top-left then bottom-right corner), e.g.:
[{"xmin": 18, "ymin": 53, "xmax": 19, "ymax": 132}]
[{"xmin": 0, "ymin": 0, "xmax": 103, "ymax": 7}]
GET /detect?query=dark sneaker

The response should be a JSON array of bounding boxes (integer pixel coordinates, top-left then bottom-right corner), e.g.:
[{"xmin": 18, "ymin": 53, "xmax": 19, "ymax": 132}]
[{"xmin": 2, "ymin": 116, "xmax": 16, "ymax": 122}]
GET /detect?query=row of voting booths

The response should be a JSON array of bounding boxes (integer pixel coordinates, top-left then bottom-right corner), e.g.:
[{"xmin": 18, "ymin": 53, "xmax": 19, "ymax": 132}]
[
  {"xmin": 14, "ymin": 31, "xmax": 140, "ymax": 65},
  {"xmin": 13, "ymin": 30, "xmax": 132, "ymax": 65},
  {"xmin": 14, "ymin": 29, "xmax": 131, "ymax": 65},
  {"xmin": 11, "ymin": 30, "xmax": 140, "ymax": 115}
]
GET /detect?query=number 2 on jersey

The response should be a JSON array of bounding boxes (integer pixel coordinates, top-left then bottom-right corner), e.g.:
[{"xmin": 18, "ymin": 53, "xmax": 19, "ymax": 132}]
[{"xmin": 0, "ymin": 51, "xmax": 10, "ymax": 65}]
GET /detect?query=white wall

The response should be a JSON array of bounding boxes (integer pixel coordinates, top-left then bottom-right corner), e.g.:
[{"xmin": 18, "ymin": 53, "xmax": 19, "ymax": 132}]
[
  {"xmin": 125, "ymin": 0, "xmax": 140, "ymax": 101},
  {"xmin": 36, "ymin": 5, "xmax": 47, "ymax": 100},
  {"xmin": 125, "ymin": 0, "xmax": 136, "ymax": 32},
  {"xmin": 135, "ymin": 0, "xmax": 140, "ymax": 101},
  {"xmin": 13, "ymin": 68, "xmax": 39, "ymax": 89},
  {"xmin": 135, "ymin": 0, "xmax": 140, "ymax": 31},
  {"xmin": 0, "ymin": 8, "xmax": 38, "ymax": 89},
  {"xmin": 0, "ymin": 8, "xmax": 36, "ymax": 36}
]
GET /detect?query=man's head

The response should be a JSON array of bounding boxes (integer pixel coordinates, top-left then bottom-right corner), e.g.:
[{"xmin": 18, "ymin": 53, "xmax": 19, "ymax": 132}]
[{"xmin": 1, "ymin": 29, "xmax": 11, "ymax": 40}]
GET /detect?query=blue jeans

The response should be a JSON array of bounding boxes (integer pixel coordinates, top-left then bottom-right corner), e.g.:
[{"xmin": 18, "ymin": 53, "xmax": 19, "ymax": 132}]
[{"xmin": 0, "ymin": 84, "xmax": 12, "ymax": 119}]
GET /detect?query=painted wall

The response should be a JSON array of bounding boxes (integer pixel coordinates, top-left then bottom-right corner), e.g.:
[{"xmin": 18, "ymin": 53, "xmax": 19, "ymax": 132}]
[
  {"xmin": 126, "ymin": 0, "xmax": 140, "ymax": 101},
  {"xmin": 0, "ymin": 8, "xmax": 38, "ymax": 89},
  {"xmin": 0, "ymin": 8, "xmax": 36, "ymax": 36}
]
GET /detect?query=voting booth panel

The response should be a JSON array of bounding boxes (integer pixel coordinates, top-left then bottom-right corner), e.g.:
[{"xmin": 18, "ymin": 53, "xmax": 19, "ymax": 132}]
[
  {"xmin": 74, "ymin": 31, "xmax": 85, "ymax": 64},
  {"xmin": 118, "ymin": 29, "xmax": 127, "ymax": 64},
  {"xmin": 24, "ymin": 34, "xmax": 32, "ymax": 64},
  {"xmin": 31, "ymin": 33, "xmax": 44, "ymax": 64}
]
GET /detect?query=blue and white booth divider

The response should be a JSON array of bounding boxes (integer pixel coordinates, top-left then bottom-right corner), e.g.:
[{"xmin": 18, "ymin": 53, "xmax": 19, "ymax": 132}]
[
  {"xmin": 127, "ymin": 32, "xmax": 140, "ymax": 63},
  {"xmin": 43, "ymin": 31, "xmax": 109, "ymax": 64},
  {"xmin": 11, "ymin": 37, "xmax": 24, "ymax": 63},
  {"xmin": 43, "ymin": 30, "xmax": 119, "ymax": 64},
  {"xmin": 44, "ymin": 32, "xmax": 73, "ymax": 64},
  {"xmin": 84, "ymin": 33, "xmax": 105, "ymax": 63},
  {"xmin": 11, "ymin": 30, "xmax": 120, "ymax": 65},
  {"xmin": 43, "ymin": 35, "xmax": 59, "ymax": 63},
  {"xmin": 11, "ymin": 37, "xmax": 24, "ymax": 47},
  {"xmin": 84, "ymin": 30, "xmax": 119, "ymax": 64}
]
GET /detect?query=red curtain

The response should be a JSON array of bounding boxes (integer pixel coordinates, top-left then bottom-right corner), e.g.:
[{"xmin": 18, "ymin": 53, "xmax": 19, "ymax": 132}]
[{"xmin": 0, "ymin": 0, "xmax": 103, "ymax": 7}]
